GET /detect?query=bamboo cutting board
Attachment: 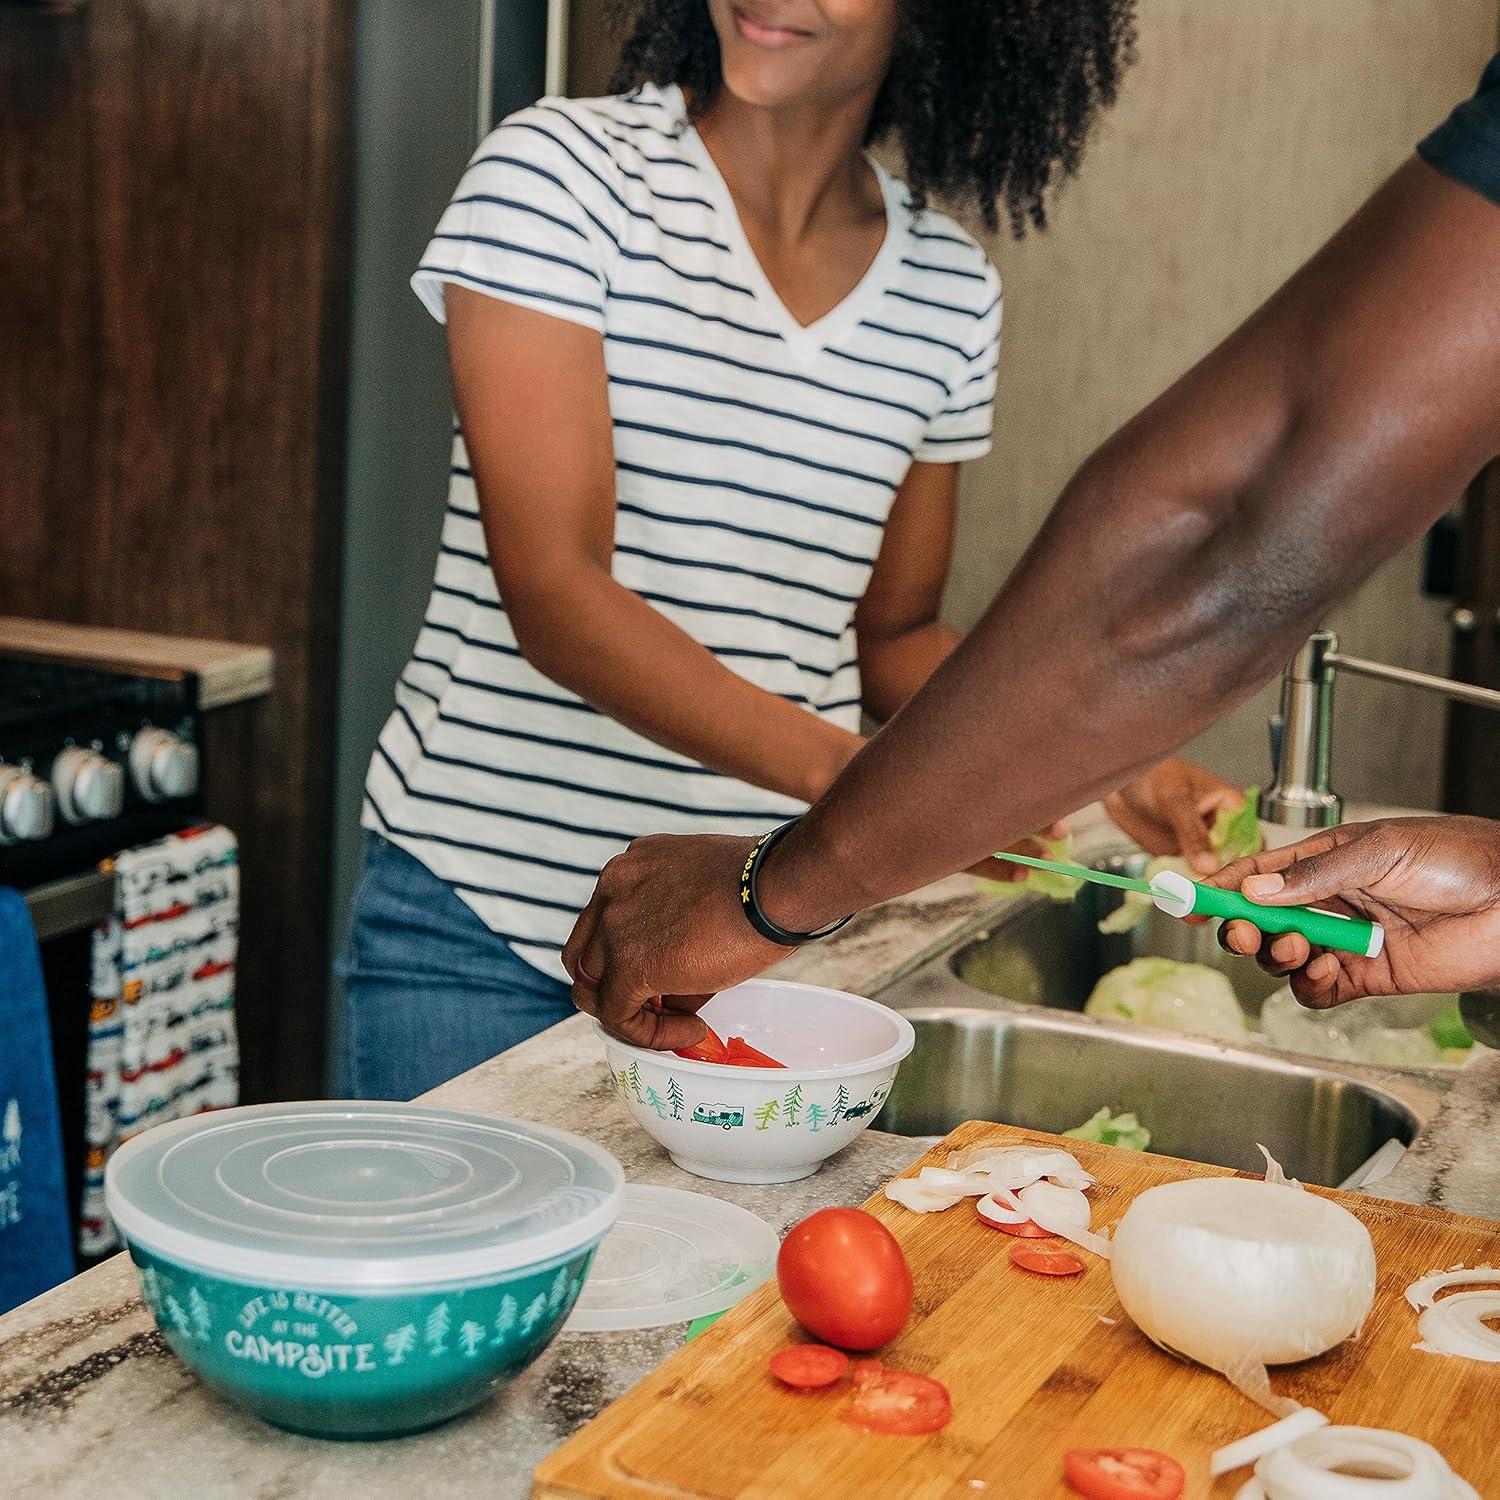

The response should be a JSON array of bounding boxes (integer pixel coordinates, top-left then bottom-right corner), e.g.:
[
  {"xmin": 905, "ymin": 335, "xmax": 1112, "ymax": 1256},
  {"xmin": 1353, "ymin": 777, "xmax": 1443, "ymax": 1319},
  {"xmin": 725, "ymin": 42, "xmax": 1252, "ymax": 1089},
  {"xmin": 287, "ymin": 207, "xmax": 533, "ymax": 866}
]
[{"xmin": 533, "ymin": 1122, "xmax": 1500, "ymax": 1499}]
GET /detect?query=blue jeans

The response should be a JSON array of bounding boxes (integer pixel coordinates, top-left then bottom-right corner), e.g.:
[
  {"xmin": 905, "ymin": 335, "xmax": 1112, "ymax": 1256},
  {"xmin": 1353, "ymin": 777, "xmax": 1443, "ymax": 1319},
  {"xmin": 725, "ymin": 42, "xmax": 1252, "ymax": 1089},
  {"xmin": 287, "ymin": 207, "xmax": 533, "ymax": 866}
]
[{"xmin": 335, "ymin": 831, "xmax": 576, "ymax": 1100}]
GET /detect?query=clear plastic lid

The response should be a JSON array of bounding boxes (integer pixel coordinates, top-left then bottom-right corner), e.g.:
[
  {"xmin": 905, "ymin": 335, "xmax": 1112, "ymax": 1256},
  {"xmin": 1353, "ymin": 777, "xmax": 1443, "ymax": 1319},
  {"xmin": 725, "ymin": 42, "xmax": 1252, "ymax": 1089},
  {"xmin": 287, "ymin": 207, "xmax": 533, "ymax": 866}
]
[
  {"xmin": 567, "ymin": 1185, "xmax": 779, "ymax": 1332},
  {"xmin": 105, "ymin": 1102, "xmax": 624, "ymax": 1291}
]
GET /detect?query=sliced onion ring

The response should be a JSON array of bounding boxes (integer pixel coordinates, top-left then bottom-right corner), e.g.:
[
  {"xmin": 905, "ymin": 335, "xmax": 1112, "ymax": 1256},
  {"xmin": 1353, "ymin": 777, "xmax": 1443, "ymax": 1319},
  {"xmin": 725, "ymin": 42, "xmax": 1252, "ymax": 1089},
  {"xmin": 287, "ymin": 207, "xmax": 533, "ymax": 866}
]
[
  {"xmin": 976, "ymin": 1189, "xmax": 1029, "ymax": 1227},
  {"xmin": 1415, "ymin": 1290, "xmax": 1500, "ymax": 1363},
  {"xmin": 1210, "ymin": 1407, "xmax": 1327, "ymax": 1477},
  {"xmin": 1236, "ymin": 1425, "xmax": 1478, "ymax": 1499},
  {"xmin": 1017, "ymin": 1180, "xmax": 1112, "ymax": 1259},
  {"xmin": 1405, "ymin": 1264, "xmax": 1500, "ymax": 1310}
]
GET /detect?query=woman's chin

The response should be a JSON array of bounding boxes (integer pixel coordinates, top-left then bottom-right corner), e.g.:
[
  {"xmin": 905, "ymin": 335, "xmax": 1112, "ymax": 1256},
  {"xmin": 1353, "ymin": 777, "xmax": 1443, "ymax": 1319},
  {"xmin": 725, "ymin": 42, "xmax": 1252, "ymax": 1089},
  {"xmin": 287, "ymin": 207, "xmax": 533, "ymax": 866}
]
[{"xmin": 719, "ymin": 57, "xmax": 819, "ymax": 112}]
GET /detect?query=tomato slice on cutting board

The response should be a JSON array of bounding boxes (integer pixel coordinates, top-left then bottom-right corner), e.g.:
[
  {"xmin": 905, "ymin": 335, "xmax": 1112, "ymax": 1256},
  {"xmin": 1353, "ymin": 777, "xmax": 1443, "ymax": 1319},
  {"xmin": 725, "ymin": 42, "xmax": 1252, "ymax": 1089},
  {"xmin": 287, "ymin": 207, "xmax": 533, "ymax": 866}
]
[
  {"xmin": 840, "ymin": 1367, "xmax": 952, "ymax": 1436},
  {"xmin": 1009, "ymin": 1244, "xmax": 1085, "ymax": 1277},
  {"xmin": 987, "ymin": 1217, "xmax": 1055, "ymax": 1238},
  {"xmin": 768, "ymin": 1344, "xmax": 849, "ymax": 1389},
  {"xmin": 1063, "ymin": 1448, "xmax": 1185, "ymax": 1500}
]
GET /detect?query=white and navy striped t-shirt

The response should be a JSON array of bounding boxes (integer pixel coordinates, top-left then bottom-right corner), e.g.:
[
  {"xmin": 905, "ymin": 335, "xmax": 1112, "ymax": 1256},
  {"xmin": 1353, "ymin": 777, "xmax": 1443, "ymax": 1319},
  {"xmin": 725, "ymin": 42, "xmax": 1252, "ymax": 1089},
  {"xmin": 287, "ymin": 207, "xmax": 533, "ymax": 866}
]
[{"xmin": 365, "ymin": 84, "xmax": 1001, "ymax": 978}]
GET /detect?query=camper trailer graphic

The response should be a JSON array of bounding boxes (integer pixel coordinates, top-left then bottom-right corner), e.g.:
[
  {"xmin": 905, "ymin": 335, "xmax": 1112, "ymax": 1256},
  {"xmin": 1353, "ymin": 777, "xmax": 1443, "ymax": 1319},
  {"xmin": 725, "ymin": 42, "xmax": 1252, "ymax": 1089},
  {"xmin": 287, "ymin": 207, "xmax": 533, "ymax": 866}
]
[{"xmin": 691, "ymin": 1103, "xmax": 745, "ymax": 1130}]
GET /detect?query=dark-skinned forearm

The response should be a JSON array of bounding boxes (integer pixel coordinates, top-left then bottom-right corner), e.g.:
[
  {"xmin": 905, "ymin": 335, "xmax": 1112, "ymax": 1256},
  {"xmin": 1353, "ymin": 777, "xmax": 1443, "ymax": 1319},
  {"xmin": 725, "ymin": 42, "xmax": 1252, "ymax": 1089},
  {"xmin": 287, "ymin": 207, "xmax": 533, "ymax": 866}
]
[{"xmin": 757, "ymin": 159, "xmax": 1500, "ymax": 932}]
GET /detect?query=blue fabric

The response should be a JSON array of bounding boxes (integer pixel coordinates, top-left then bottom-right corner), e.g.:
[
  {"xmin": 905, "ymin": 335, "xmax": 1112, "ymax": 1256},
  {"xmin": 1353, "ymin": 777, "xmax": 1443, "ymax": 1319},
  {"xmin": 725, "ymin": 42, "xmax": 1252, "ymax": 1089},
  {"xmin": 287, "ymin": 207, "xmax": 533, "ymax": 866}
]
[
  {"xmin": 0, "ymin": 888, "xmax": 74, "ymax": 1314},
  {"xmin": 1418, "ymin": 52, "xmax": 1500, "ymax": 208},
  {"xmin": 335, "ymin": 832, "xmax": 577, "ymax": 1100}
]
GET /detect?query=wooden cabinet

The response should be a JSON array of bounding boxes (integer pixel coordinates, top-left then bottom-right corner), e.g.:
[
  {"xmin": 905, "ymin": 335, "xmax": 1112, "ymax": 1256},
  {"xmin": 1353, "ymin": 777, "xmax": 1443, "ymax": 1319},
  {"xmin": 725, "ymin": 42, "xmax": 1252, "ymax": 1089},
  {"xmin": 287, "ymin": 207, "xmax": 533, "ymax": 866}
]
[{"xmin": 0, "ymin": 1, "xmax": 355, "ymax": 1101}]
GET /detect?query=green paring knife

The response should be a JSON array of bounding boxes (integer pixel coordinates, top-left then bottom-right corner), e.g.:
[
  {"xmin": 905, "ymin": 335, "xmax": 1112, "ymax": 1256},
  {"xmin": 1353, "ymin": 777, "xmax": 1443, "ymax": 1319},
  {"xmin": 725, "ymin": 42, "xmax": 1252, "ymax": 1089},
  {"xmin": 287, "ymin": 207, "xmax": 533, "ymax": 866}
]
[{"xmin": 994, "ymin": 851, "xmax": 1385, "ymax": 959}]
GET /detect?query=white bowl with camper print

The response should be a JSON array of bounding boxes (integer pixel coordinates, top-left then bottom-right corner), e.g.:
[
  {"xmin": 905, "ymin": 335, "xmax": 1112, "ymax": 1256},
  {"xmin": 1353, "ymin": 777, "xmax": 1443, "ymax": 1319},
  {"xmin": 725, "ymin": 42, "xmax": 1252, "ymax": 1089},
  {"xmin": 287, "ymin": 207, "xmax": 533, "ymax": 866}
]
[{"xmin": 597, "ymin": 980, "xmax": 916, "ymax": 1184}]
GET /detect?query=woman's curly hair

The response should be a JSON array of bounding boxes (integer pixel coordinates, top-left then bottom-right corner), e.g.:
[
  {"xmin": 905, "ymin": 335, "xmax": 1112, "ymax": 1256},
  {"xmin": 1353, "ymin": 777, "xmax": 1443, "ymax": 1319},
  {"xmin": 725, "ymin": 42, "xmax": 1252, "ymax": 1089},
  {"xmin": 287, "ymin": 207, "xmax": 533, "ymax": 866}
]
[{"xmin": 607, "ymin": 1, "xmax": 1137, "ymax": 235}]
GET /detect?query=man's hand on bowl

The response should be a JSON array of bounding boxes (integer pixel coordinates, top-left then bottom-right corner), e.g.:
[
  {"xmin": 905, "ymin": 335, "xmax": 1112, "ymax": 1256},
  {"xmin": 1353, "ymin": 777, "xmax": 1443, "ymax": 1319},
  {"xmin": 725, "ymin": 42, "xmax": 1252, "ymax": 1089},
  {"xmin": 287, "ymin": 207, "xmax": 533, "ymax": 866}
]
[{"xmin": 563, "ymin": 832, "xmax": 792, "ymax": 1051}]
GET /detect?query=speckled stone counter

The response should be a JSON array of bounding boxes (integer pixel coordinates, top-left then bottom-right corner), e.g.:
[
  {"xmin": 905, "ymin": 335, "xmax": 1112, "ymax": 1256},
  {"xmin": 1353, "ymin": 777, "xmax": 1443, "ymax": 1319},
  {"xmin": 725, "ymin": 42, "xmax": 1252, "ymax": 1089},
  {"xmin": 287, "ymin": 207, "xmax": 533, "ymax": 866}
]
[
  {"xmin": 0, "ymin": 1014, "xmax": 928, "ymax": 1499},
  {"xmin": 4, "ymin": 815, "xmax": 1499, "ymax": 1498}
]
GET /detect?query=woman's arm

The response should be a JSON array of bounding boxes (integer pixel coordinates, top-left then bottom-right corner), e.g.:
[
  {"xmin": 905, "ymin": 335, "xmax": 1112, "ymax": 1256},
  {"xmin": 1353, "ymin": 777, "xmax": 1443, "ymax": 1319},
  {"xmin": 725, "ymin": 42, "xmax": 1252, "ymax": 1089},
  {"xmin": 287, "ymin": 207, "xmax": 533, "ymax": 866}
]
[
  {"xmin": 446, "ymin": 286, "xmax": 862, "ymax": 804},
  {"xmin": 854, "ymin": 461, "xmax": 963, "ymax": 721}
]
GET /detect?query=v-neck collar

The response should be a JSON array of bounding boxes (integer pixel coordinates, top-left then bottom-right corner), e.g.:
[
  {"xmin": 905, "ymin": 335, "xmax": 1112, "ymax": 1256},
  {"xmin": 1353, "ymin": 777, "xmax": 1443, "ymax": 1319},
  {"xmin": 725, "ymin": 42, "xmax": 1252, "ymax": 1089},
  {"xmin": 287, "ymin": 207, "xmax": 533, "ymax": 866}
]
[{"xmin": 661, "ymin": 85, "xmax": 911, "ymax": 362}]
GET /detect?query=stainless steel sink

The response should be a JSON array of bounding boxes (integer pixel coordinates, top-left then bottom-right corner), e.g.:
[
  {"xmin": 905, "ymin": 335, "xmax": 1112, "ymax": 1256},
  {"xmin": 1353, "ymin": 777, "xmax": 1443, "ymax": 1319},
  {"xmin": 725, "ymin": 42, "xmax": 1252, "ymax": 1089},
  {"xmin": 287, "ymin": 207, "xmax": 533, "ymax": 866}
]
[{"xmin": 877, "ymin": 1007, "xmax": 1422, "ymax": 1189}]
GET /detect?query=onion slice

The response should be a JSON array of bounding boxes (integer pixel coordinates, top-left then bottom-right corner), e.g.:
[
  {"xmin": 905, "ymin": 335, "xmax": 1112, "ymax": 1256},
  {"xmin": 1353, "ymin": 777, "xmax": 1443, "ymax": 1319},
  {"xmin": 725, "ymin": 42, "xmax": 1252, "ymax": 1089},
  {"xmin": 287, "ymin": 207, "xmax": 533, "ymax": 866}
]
[
  {"xmin": 884, "ymin": 1179, "xmax": 964, "ymax": 1213},
  {"xmin": 975, "ymin": 1189, "xmax": 1029, "ymax": 1227},
  {"xmin": 1017, "ymin": 1180, "xmax": 1112, "ymax": 1259},
  {"xmin": 1210, "ymin": 1407, "xmax": 1328, "ymax": 1477},
  {"xmin": 1405, "ymin": 1264, "xmax": 1500, "ymax": 1310},
  {"xmin": 1235, "ymin": 1425, "xmax": 1478, "ymax": 1499},
  {"xmin": 1415, "ymin": 1290, "xmax": 1500, "ymax": 1363},
  {"xmin": 946, "ymin": 1145, "xmax": 1094, "ymax": 1191},
  {"xmin": 917, "ymin": 1165, "xmax": 993, "ymax": 1196}
]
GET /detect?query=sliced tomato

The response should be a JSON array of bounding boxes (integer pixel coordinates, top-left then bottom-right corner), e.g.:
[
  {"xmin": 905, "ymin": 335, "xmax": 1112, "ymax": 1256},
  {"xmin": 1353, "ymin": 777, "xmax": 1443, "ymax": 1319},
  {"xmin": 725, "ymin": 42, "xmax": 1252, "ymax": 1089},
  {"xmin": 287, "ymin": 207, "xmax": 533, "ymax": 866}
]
[
  {"xmin": 1063, "ymin": 1447, "xmax": 1185, "ymax": 1500},
  {"xmin": 768, "ymin": 1344, "xmax": 850, "ymax": 1389},
  {"xmin": 725, "ymin": 1035, "xmax": 787, "ymax": 1069},
  {"xmin": 849, "ymin": 1358, "xmax": 886, "ymax": 1391},
  {"xmin": 674, "ymin": 1024, "xmax": 729, "ymax": 1063},
  {"xmin": 1009, "ymin": 1244, "xmax": 1085, "ymax": 1277},
  {"xmin": 984, "ymin": 1216, "xmax": 1055, "ymax": 1238},
  {"xmin": 841, "ymin": 1367, "xmax": 951, "ymax": 1436}
]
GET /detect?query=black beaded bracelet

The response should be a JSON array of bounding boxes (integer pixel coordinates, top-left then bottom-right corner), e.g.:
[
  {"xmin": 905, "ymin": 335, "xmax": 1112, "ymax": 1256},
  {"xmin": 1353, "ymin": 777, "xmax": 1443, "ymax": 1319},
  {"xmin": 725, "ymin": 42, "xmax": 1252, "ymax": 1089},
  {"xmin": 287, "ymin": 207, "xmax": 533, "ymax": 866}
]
[{"xmin": 739, "ymin": 819, "xmax": 854, "ymax": 946}]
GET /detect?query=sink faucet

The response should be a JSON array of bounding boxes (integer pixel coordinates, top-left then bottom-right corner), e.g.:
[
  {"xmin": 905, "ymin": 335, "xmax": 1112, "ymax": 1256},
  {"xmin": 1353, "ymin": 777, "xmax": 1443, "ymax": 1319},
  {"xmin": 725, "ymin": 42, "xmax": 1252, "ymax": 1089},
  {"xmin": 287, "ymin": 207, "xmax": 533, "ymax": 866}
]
[{"xmin": 1263, "ymin": 630, "xmax": 1500, "ymax": 829}]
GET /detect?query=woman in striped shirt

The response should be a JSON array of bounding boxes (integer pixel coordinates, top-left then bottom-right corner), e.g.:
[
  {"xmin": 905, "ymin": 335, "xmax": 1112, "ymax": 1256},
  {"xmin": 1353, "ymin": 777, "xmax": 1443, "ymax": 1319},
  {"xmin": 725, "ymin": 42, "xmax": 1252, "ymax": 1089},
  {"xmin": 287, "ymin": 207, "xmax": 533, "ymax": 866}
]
[{"xmin": 339, "ymin": 0, "xmax": 1241, "ymax": 1099}]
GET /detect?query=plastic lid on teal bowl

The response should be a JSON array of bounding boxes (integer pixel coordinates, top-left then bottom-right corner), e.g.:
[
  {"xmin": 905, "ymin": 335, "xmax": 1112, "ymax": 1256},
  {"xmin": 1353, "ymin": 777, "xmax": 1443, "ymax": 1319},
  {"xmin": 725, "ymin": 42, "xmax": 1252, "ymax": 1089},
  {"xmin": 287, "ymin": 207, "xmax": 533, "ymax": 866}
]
[{"xmin": 105, "ymin": 1102, "xmax": 624, "ymax": 1291}]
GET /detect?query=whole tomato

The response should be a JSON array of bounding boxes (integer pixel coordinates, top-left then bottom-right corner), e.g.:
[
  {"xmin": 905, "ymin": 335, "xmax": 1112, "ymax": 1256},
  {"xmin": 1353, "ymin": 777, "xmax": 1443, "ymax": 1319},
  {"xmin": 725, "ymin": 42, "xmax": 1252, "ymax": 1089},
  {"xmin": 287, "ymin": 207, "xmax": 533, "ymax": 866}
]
[{"xmin": 776, "ymin": 1208, "xmax": 913, "ymax": 1350}]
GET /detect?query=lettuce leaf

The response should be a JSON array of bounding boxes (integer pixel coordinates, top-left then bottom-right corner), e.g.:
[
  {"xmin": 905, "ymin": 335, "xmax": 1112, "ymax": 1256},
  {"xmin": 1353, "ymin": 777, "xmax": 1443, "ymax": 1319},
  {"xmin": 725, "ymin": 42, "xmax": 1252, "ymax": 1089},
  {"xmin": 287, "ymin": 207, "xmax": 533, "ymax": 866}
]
[
  {"xmin": 1064, "ymin": 1106, "xmax": 1152, "ymax": 1151},
  {"xmin": 1211, "ymin": 786, "xmax": 1263, "ymax": 863},
  {"xmin": 971, "ymin": 835, "xmax": 1083, "ymax": 904}
]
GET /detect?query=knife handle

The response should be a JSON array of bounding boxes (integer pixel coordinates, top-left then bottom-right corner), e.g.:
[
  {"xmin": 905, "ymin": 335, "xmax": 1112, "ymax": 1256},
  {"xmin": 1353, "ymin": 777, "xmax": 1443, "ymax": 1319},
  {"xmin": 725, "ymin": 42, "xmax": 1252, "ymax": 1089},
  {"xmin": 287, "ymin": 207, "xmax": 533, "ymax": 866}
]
[{"xmin": 1149, "ymin": 871, "xmax": 1385, "ymax": 959}]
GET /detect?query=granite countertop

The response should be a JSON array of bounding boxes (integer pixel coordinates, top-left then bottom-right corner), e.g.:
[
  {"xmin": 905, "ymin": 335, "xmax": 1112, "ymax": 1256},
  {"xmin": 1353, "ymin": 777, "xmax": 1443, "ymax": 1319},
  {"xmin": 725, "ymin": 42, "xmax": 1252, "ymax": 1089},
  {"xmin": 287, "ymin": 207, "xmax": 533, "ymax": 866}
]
[{"xmin": 5, "ymin": 811, "xmax": 1500, "ymax": 1498}]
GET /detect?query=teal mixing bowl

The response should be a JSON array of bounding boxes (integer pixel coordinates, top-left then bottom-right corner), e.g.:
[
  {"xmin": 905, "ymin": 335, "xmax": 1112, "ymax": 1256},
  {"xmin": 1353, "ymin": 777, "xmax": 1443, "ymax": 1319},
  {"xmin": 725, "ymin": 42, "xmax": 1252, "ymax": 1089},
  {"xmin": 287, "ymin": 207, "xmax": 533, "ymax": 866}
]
[{"xmin": 106, "ymin": 1102, "xmax": 623, "ymax": 1439}]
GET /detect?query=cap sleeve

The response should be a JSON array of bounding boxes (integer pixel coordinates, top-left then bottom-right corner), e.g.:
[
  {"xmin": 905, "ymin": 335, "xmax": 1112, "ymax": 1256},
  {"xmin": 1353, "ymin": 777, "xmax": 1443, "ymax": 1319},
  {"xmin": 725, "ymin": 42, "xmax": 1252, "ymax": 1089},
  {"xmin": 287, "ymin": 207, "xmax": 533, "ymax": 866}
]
[
  {"xmin": 412, "ymin": 104, "xmax": 626, "ymax": 333},
  {"xmin": 913, "ymin": 264, "xmax": 1001, "ymax": 464}
]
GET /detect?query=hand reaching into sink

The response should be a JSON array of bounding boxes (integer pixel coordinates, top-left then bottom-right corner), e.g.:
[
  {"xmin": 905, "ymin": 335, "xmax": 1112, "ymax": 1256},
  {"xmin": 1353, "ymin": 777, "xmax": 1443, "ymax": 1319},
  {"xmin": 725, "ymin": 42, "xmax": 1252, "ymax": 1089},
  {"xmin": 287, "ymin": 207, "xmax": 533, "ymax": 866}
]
[
  {"xmin": 1103, "ymin": 758, "xmax": 1246, "ymax": 874},
  {"xmin": 1207, "ymin": 816, "xmax": 1500, "ymax": 1007}
]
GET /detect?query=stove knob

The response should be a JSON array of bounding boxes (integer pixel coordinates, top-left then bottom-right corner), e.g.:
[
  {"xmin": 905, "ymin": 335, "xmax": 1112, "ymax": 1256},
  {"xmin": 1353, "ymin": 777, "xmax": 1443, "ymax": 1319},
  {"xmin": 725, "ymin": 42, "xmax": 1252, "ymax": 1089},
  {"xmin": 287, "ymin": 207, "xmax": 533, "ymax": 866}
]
[
  {"xmin": 0, "ymin": 767, "xmax": 56, "ymax": 845},
  {"xmin": 129, "ymin": 728, "xmax": 200, "ymax": 802},
  {"xmin": 53, "ymin": 747, "xmax": 127, "ymax": 825}
]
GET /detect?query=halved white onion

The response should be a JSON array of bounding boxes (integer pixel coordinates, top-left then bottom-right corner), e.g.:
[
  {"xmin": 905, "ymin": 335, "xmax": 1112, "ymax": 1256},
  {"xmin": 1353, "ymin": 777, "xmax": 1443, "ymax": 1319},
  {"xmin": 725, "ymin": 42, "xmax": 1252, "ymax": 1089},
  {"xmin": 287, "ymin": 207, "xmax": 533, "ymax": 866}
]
[
  {"xmin": 1235, "ymin": 1425, "xmax": 1478, "ymax": 1499},
  {"xmin": 1110, "ymin": 1178, "xmax": 1375, "ymax": 1401}
]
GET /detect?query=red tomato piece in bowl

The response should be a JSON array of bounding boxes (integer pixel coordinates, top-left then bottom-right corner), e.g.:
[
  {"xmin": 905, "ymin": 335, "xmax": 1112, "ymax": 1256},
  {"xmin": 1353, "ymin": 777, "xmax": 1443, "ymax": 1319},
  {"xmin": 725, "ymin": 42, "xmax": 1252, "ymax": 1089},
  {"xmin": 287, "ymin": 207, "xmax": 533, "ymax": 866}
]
[
  {"xmin": 674, "ymin": 1025, "xmax": 729, "ymax": 1064},
  {"xmin": 725, "ymin": 1036, "xmax": 787, "ymax": 1068}
]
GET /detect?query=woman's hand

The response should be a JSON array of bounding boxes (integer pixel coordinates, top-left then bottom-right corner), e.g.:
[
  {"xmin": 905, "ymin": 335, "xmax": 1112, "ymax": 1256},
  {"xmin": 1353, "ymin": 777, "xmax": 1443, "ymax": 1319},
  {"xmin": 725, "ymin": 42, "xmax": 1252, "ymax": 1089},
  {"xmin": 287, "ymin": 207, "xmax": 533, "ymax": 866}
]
[
  {"xmin": 1104, "ymin": 758, "xmax": 1244, "ymax": 873},
  {"xmin": 968, "ymin": 820, "xmax": 1072, "ymax": 883},
  {"xmin": 1207, "ymin": 816, "xmax": 1500, "ymax": 1007}
]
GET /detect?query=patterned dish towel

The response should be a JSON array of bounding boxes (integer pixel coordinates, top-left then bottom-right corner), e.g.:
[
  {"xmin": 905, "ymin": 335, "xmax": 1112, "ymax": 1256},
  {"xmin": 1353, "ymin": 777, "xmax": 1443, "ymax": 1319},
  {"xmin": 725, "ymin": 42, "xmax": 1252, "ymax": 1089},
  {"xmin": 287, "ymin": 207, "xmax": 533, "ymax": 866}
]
[{"xmin": 80, "ymin": 825, "xmax": 240, "ymax": 1256}]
